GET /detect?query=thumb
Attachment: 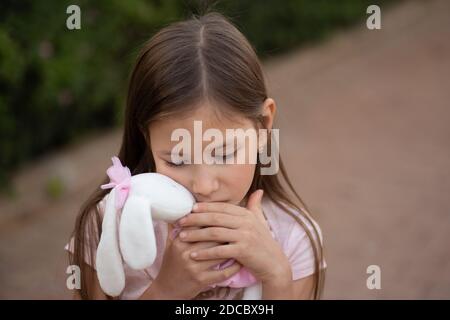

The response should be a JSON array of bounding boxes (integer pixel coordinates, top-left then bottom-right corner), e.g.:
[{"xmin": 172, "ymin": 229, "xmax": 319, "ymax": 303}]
[
  {"xmin": 246, "ymin": 189, "xmax": 268, "ymax": 228},
  {"xmin": 246, "ymin": 189, "xmax": 264, "ymax": 214}
]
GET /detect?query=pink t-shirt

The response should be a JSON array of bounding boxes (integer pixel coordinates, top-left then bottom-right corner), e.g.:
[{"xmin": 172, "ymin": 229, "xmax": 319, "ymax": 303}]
[{"xmin": 65, "ymin": 194, "xmax": 326, "ymax": 300}]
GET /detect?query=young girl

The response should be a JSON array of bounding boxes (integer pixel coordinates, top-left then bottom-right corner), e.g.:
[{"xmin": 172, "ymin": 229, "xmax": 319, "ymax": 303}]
[{"xmin": 67, "ymin": 11, "xmax": 326, "ymax": 300}]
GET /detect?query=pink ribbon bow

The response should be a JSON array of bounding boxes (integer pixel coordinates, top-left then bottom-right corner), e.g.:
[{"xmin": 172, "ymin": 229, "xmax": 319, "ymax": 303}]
[{"xmin": 100, "ymin": 156, "xmax": 132, "ymax": 210}]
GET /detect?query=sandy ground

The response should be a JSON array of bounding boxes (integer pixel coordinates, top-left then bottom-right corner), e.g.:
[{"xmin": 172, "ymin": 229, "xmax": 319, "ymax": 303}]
[{"xmin": 1, "ymin": 0, "xmax": 449, "ymax": 299}]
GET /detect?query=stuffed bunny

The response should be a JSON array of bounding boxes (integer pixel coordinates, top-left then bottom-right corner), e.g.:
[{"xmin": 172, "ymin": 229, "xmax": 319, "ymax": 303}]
[{"xmin": 96, "ymin": 156, "xmax": 262, "ymax": 299}]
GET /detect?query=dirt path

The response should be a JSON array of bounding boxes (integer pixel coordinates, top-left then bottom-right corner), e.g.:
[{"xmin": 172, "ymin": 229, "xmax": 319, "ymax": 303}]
[{"xmin": 1, "ymin": 0, "xmax": 449, "ymax": 299}]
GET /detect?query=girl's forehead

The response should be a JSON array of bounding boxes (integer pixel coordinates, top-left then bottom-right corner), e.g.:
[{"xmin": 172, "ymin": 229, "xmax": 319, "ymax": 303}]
[
  {"xmin": 150, "ymin": 105, "xmax": 254, "ymax": 137},
  {"xmin": 148, "ymin": 104, "xmax": 260, "ymax": 156}
]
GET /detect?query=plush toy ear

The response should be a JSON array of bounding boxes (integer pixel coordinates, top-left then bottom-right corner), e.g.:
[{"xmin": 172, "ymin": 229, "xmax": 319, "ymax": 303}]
[
  {"xmin": 119, "ymin": 195, "xmax": 156, "ymax": 270},
  {"xmin": 96, "ymin": 188, "xmax": 126, "ymax": 297},
  {"xmin": 242, "ymin": 283, "xmax": 262, "ymax": 300}
]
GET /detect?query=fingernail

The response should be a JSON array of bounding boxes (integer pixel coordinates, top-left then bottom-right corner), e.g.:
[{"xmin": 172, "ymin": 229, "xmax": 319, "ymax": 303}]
[
  {"xmin": 179, "ymin": 217, "xmax": 187, "ymax": 225},
  {"xmin": 179, "ymin": 231, "xmax": 186, "ymax": 238},
  {"xmin": 193, "ymin": 204, "xmax": 199, "ymax": 211},
  {"xmin": 190, "ymin": 252, "xmax": 197, "ymax": 258}
]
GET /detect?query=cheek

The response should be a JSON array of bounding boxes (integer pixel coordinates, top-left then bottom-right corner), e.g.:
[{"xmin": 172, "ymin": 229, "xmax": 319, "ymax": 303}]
[
  {"xmin": 153, "ymin": 158, "xmax": 167, "ymax": 175},
  {"xmin": 153, "ymin": 159, "xmax": 187, "ymax": 185},
  {"xmin": 223, "ymin": 164, "xmax": 256, "ymax": 197}
]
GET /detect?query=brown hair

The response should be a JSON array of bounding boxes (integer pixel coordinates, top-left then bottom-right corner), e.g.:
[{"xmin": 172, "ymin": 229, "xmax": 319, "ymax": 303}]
[{"xmin": 69, "ymin": 11, "xmax": 325, "ymax": 300}]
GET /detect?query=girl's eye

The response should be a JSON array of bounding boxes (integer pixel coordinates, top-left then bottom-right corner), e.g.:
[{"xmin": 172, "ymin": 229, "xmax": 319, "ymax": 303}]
[
  {"xmin": 217, "ymin": 150, "xmax": 238, "ymax": 161},
  {"xmin": 166, "ymin": 160, "xmax": 185, "ymax": 167}
]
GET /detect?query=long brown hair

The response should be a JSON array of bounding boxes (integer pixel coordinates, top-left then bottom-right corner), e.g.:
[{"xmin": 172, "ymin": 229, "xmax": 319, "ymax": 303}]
[{"xmin": 69, "ymin": 11, "xmax": 325, "ymax": 300}]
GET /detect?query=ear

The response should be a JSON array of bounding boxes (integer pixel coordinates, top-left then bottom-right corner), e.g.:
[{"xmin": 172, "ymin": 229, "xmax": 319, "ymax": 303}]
[
  {"xmin": 119, "ymin": 194, "xmax": 156, "ymax": 270},
  {"xmin": 96, "ymin": 188, "xmax": 126, "ymax": 297},
  {"xmin": 258, "ymin": 98, "xmax": 277, "ymax": 152},
  {"xmin": 260, "ymin": 98, "xmax": 276, "ymax": 130}
]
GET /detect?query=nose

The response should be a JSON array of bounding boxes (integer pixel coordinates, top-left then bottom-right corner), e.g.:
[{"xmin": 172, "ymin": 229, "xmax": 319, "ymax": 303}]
[{"xmin": 191, "ymin": 165, "xmax": 220, "ymax": 201}]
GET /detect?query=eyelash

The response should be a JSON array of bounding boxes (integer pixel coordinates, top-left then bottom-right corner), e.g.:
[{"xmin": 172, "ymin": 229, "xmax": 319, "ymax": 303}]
[
  {"xmin": 165, "ymin": 150, "xmax": 238, "ymax": 167},
  {"xmin": 166, "ymin": 160, "xmax": 185, "ymax": 167},
  {"xmin": 222, "ymin": 151, "xmax": 237, "ymax": 160}
]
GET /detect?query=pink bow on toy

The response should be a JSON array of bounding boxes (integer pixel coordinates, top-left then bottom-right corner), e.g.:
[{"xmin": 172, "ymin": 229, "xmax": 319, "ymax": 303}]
[{"xmin": 100, "ymin": 156, "xmax": 132, "ymax": 210}]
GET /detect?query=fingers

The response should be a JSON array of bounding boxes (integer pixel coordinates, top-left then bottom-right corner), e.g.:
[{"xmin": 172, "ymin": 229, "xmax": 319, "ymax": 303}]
[
  {"xmin": 190, "ymin": 190, "xmax": 269, "ymax": 230},
  {"xmin": 190, "ymin": 240, "xmax": 223, "ymax": 250},
  {"xmin": 200, "ymin": 258, "xmax": 231, "ymax": 270},
  {"xmin": 192, "ymin": 202, "xmax": 247, "ymax": 216},
  {"xmin": 169, "ymin": 224, "xmax": 201, "ymax": 242},
  {"xmin": 177, "ymin": 212, "xmax": 240, "ymax": 229},
  {"xmin": 201, "ymin": 260, "xmax": 242, "ymax": 285},
  {"xmin": 190, "ymin": 244, "xmax": 238, "ymax": 261},
  {"xmin": 179, "ymin": 227, "xmax": 238, "ymax": 243},
  {"xmin": 171, "ymin": 226, "xmax": 223, "ymax": 252}
]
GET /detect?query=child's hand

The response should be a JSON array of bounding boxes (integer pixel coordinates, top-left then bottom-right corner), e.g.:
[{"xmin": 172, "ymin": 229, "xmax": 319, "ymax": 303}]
[
  {"xmin": 150, "ymin": 223, "xmax": 242, "ymax": 299},
  {"xmin": 176, "ymin": 190, "xmax": 292, "ymax": 285}
]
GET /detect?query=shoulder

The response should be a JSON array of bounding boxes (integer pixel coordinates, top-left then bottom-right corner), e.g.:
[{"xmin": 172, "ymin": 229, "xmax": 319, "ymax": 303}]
[
  {"xmin": 261, "ymin": 196, "xmax": 326, "ymax": 279},
  {"xmin": 261, "ymin": 196, "xmax": 323, "ymax": 246}
]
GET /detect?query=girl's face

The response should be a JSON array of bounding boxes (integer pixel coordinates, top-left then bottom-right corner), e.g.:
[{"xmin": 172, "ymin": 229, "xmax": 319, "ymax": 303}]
[{"xmin": 148, "ymin": 104, "xmax": 258, "ymax": 205}]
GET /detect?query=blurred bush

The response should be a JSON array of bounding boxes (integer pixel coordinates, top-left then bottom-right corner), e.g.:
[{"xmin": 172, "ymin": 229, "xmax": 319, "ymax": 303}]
[{"xmin": 0, "ymin": 0, "xmax": 390, "ymax": 191}]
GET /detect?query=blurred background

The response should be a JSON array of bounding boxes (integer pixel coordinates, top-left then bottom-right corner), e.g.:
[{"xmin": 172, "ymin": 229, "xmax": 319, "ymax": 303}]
[{"xmin": 1, "ymin": 0, "xmax": 449, "ymax": 299}]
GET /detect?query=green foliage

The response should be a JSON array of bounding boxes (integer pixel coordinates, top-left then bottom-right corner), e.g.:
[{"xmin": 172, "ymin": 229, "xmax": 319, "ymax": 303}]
[
  {"xmin": 45, "ymin": 175, "xmax": 65, "ymax": 200},
  {"xmin": 0, "ymin": 0, "xmax": 392, "ymax": 189}
]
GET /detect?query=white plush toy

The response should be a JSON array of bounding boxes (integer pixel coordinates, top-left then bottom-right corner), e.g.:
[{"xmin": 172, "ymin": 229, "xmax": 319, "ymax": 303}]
[{"xmin": 96, "ymin": 156, "xmax": 262, "ymax": 299}]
